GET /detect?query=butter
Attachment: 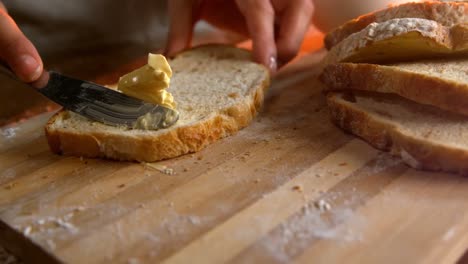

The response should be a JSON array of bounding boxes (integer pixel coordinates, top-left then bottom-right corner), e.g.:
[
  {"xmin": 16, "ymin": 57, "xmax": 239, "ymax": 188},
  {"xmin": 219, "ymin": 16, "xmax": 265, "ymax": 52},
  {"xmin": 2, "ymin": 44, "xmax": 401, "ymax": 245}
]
[{"xmin": 118, "ymin": 54, "xmax": 176, "ymax": 109}]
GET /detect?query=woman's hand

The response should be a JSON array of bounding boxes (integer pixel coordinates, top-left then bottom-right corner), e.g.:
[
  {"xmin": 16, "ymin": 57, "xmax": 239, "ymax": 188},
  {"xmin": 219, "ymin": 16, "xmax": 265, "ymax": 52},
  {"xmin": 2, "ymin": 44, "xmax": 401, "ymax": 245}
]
[
  {"xmin": 166, "ymin": 0, "xmax": 314, "ymax": 72},
  {"xmin": 0, "ymin": 4, "xmax": 43, "ymax": 82}
]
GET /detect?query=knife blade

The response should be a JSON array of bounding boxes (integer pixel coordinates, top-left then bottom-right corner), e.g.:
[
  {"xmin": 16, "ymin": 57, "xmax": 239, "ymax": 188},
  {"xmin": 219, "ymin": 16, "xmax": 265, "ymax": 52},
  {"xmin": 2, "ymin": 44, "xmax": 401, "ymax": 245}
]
[{"xmin": 0, "ymin": 66, "xmax": 179, "ymax": 130}]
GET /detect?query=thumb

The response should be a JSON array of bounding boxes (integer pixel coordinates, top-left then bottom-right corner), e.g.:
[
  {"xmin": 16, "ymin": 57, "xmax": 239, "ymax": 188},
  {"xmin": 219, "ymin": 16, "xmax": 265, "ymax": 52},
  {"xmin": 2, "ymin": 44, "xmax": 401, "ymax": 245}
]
[{"xmin": 0, "ymin": 9, "xmax": 43, "ymax": 82}]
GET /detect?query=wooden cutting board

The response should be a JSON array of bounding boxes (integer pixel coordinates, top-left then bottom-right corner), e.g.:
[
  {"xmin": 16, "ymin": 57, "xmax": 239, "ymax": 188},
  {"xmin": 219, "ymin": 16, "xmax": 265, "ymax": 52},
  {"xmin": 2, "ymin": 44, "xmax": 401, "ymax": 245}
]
[{"xmin": 1, "ymin": 51, "xmax": 468, "ymax": 264}]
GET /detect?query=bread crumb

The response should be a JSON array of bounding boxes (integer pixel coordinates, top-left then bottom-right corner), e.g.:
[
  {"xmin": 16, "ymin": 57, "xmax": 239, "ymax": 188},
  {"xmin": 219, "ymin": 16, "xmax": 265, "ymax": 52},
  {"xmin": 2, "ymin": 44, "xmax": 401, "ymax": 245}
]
[
  {"xmin": 339, "ymin": 162, "xmax": 347, "ymax": 166},
  {"xmin": 197, "ymin": 156, "xmax": 203, "ymax": 160},
  {"xmin": 315, "ymin": 199, "xmax": 331, "ymax": 211},
  {"xmin": 127, "ymin": 258, "xmax": 140, "ymax": 264},
  {"xmin": 23, "ymin": 226, "xmax": 32, "ymax": 236},
  {"xmin": 315, "ymin": 173, "xmax": 321, "ymax": 178},
  {"xmin": 183, "ymin": 168, "xmax": 188, "ymax": 172},
  {"xmin": 228, "ymin": 92, "xmax": 239, "ymax": 98},
  {"xmin": 254, "ymin": 179, "xmax": 260, "ymax": 183},
  {"xmin": 46, "ymin": 239, "xmax": 56, "ymax": 250},
  {"xmin": 5, "ymin": 182, "xmax": 17, "ymax": 190},
  {"xmin": 143, "ymin": 163, "xmax": 175, "ymax": 175},
  {"xmin": 292, "ymin": 185, "xmax": 303, "ymax": 192},
  {"xmin": 118, "ymin": 184, "xmax": 126, "ymax": 188}
]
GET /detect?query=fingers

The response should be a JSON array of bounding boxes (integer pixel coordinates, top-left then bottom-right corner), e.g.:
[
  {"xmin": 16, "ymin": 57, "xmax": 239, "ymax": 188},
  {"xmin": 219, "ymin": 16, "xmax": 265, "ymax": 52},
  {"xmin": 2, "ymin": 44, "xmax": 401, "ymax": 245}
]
[
  {"xmin": 165, "ymin": 0, "xmax": 200, "ymax": 57},
  {"xmin": 236, "ymin": 0, "xmax": 277, "ymax": 72},
  {"xmin": 0, "ymin": 9, "xmax": 43, "ymax": 82},
  {"xmin": 275, "ymin": 0, "xmax": 314, "ymax": 66}
]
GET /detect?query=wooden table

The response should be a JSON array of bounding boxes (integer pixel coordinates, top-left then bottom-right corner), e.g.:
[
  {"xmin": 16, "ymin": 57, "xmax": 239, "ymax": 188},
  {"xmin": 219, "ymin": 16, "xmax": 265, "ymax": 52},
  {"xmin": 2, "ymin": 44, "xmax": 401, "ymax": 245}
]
[{"xmin": 1, "ymin": 51, "xmax": 468, "ymax": 264}]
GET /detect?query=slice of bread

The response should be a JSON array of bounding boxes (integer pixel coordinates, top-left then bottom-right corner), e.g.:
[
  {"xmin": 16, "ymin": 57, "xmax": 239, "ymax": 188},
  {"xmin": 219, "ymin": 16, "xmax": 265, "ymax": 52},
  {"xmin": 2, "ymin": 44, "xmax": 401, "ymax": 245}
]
[
  {"xmin": 327, "ymin": 91, "xmax": 468, "ymax": 174},
  {"xmin": 320, "ymin": 58, "xmax": 468, "ymax": 116},
  {"xmin": 324, "ymin": 1, "xmax": 468, "ymax": 49},
  {"xmin": 45, "ymin": 45, "xmax": 270, "ymax": 161},
  {"xmin": 324, "ymin": 18, "xmax": 468, "ymax": 64}
]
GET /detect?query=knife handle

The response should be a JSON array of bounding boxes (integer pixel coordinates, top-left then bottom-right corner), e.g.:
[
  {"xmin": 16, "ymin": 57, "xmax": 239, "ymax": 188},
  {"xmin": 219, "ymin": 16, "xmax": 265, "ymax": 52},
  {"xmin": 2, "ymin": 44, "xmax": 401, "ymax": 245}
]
[
  {"xmin": 0, "ymin": 62, "xmax": 49, "ymax": 89},
  {"xmin": 0, "ymin": 63, "xmax": 18, "ymax": 81}
]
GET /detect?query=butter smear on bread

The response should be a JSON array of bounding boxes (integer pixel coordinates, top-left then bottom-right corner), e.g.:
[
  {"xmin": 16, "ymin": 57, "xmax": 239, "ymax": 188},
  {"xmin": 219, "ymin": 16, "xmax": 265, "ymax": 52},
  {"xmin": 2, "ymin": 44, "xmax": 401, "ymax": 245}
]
[{"xmin": 117, "ymin": 54, "xmax": 176, "ymax": 110}]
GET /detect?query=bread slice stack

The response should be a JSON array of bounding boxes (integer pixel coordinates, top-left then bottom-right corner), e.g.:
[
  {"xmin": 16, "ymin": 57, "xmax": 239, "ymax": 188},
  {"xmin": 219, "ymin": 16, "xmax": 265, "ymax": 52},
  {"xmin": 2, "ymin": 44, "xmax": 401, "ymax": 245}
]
[
  {"xmin": 45, "ymin": 45, "xmax": 270, "ymax": 161},
  {"xmin": 320, "ymin": 1, "xmax": 468, "ymax": 174}
]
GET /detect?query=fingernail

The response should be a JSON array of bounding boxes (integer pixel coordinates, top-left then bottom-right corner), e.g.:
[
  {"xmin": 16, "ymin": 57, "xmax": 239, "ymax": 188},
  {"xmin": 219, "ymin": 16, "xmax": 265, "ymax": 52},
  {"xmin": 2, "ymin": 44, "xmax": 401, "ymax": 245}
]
[
  {"xmin": 18, "ymin": 54, "xmax": 42, "ymax": 82},
  {"xmin": 268, "ymin": 55, "xmax": 277, "ymax": 73}
]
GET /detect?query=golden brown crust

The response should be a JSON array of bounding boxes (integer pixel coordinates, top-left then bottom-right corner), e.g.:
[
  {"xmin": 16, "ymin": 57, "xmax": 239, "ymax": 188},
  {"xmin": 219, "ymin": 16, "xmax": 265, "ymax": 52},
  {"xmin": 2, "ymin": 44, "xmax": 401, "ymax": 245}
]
[
  {"xmin": 327, "ymin": 93, "xmax": 468, "ymax": 175},
  {"xmin": 324, "ymin": 1, "xmax": 468, "ymax": 50},
  {"xmin": 44, "ymin": 45, "xmax": 270, "ymax": 162},
  {"xmin": 320, "ymin": 62, "xmax": 468, "ymax": 116}
]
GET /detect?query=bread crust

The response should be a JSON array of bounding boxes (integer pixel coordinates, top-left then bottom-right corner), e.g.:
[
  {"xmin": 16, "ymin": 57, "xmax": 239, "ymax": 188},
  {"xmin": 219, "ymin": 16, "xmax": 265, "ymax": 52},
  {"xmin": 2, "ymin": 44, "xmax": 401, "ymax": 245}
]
[
  {"xmin": 323, "ymin": 18, "xmax": 468, "ymax": 65},
  {"xmin": 320, "ymin": 61, "xmax": 468, "ymax": 116},
  {"xmin": 324, "ymin": 1, "xmax": 468, "ymax": 50},
  {"xmin": 327, "ymin": 93, "xmax": 468, "ymax": 175},
  {"xmin": 44, "ymin": 45, "xmax": 270, "ymax": 162}
]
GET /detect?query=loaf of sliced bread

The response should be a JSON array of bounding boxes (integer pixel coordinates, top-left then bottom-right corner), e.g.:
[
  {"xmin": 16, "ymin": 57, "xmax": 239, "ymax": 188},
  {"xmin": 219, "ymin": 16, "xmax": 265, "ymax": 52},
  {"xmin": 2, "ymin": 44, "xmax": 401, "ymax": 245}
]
[
  {"xmin": 327, "ymin": 92, "xmax": 468, "ymax": 174},
  {"xmin": 45, "ymin": 45, "xmax": 270, "ymax": 161},
  {"xmin": 324, "ymin": 18, "xmax": 468, "ymax": 64},
  {"xmin": 321, "ymin": 58, "xmax": 468, "ymax": 116},
  {"xmin": 324, "ymin": 1, "xmax": 468, "ymax": 49}
]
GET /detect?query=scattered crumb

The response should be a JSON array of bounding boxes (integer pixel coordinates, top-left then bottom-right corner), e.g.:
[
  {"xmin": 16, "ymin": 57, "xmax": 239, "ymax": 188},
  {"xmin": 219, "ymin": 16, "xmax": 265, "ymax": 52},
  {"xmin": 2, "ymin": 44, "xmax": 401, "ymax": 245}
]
[
  {"xmin": 254, "ymin": 179, "xmax": 260, "ymax": 183},
  {"xmin": 228, "ymin": 92, "xmax": 239, "ymax": 98},
  {"xmin": 74, "ymin": 206, "xmax": 85, "ymax": 212},
  {"xmin": 315, "ymin": 199, "xmax": 331, "ymax": 212},
  {"xmin": 315, "ymin": 173, "xmax": 321, "ymax": 178},
  {"xmin": 143, "ymin": 163, "xmax": 175, "ymax": 175},
  {"xmin": 339, "ymin": 162, "xmax": 347, "ymax": 166},
  {"xmin": 197, "ymin": 156, "xmax": 203, "ymax": 161},
  {"xmin": 23, "ymin": 226, "xmax": 32, "ymax": 236},
  {"xmin": 292, "ymin": 185, "xmax": 303, "ymax": 192},
  {"xmin": 183, "ymin": 168, "xmax": 188, "ymax": 172},
  {"xmin": 118, "ymin": 184, "xmax": 126, "ymax": 188},
  {"xmin": 46, "ymin": 239, "xmax": 56, "ymax": 250},
  {"xmin": 333, "ymin": 173, "xmax": 339, "ymax": 176},
  {"xmin": 127, "ymin": 258, "xmax": 140, "ymax": 264},
  {"xmin": 5, "ymin": 182, "xmax": 17, "ymax": 190}
]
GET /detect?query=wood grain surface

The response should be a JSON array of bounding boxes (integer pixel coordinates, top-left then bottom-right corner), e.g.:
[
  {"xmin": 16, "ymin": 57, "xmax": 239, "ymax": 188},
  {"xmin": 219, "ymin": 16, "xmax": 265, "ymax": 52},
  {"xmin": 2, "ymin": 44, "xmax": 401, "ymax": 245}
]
[{"xmin": 1, "ymin": 51, "xmax": 468, "ymax": 264}]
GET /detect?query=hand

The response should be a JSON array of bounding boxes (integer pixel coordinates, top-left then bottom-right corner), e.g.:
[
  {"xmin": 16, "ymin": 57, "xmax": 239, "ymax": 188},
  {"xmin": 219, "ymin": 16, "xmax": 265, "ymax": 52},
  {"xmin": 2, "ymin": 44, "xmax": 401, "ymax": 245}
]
[
  {"xmin": 0, "ymin": 5, "xmax": 43, "ymax": 82},
  {"xmin": 166, "ymin": 0, "xmax": 314, "ymax": 72}
]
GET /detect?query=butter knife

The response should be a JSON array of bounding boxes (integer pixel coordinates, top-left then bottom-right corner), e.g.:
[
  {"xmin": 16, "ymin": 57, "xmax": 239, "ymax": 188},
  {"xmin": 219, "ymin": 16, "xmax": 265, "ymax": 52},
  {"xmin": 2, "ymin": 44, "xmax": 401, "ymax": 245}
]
[{"xmin": 0, "ymin": 66, "xmax": 179, "ymax": 130}]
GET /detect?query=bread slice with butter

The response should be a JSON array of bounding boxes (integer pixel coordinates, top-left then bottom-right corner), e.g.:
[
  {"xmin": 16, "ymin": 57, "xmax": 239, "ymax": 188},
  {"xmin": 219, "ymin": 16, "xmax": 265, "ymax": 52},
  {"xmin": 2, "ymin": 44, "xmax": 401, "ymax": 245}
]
[
  {"xmin": 324, "ymin": 18, "xmax": 468, "ymax": 64},
  {"xmin": 320, "ymin": 58, "xmax": 468, "ymax": 116},
  {"xmin": 45, "ymin": 45, "xmax": 270, "ymax": 161},
  {"xmin": 324, "ymin": 1, "xmax": 468, "ymax": 50},
  {"xmin": 327, "ymin": 92, "xmax": 468, "ymax": 174}
]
